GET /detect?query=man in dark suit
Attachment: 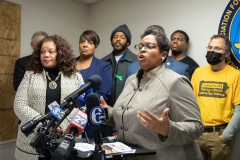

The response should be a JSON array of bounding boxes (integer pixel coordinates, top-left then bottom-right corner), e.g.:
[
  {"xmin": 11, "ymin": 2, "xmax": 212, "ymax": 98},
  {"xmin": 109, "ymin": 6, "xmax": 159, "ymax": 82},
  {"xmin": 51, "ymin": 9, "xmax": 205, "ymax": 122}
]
[{"xmin": 13, "ymin": 31, "xmax": 48, "ymax": 91}]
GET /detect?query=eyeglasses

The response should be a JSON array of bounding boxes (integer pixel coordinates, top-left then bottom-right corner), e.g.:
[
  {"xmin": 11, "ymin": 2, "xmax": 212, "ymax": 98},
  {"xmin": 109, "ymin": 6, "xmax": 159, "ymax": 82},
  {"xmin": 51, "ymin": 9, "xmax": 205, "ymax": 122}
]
[
  {"xmin": 134, "ymin": 42, "xmax": 158, "ymax": 51},
  {"xmin": 206, "ymin": 46, "xmax": 225, "ymax": 52}
]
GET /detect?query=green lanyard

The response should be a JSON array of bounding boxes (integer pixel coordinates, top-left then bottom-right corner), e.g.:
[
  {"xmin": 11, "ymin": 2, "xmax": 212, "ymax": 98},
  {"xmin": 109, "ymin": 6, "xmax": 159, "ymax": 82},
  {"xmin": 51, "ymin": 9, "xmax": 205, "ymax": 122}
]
[{"xmin": 115, "ymin": 74, "xmax": 124, "ymax": 81}]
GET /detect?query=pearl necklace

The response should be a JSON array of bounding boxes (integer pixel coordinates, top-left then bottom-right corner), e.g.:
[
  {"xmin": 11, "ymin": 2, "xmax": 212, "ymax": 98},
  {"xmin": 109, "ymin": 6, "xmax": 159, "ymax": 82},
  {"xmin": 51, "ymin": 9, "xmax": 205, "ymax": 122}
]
[{"xmin": 45, "ymin": 71, "xmax": 61, "ymax": 89}]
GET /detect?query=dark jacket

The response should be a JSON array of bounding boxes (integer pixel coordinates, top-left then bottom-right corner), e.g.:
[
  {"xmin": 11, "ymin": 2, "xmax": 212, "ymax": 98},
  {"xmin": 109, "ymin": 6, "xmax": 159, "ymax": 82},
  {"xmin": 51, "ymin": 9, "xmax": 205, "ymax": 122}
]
[
  {"xmin": 75, "ymin": 56, "xmax": 112, "ymax": 100},
  {"xmin": 13, "ymin": 55, "xmax": 31, "ymax": 91},
  {"xmin": 102, "ymin": 48, "xmax": 137, "ymax": 106}
]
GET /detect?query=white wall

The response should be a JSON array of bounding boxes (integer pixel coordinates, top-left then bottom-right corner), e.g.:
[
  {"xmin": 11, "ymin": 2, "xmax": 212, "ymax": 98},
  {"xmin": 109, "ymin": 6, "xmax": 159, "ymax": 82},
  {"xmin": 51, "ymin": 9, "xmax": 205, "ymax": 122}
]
[
  {"xmin": 88, "ymin": 0, "xmax": 230, "ymax": 66},
  {"xmin": 7, "ymin": 0, "xmax": 89, "ymax": 57}
]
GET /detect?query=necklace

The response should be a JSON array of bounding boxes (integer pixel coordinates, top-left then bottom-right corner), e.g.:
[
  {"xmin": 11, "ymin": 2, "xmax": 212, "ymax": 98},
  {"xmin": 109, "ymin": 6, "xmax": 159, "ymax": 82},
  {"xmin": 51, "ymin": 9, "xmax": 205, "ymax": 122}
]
[{"xmin": 45, "ymin": 71, "xmax": 61, "ymax": 89}]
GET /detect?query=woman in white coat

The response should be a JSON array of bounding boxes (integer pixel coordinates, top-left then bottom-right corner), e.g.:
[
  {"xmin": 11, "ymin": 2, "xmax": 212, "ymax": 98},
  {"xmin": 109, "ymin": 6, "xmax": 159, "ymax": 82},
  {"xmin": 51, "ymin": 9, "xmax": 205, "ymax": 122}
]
[{"xmin": 14, "ymin": 35, "xmax": 84, "ymax": 160}]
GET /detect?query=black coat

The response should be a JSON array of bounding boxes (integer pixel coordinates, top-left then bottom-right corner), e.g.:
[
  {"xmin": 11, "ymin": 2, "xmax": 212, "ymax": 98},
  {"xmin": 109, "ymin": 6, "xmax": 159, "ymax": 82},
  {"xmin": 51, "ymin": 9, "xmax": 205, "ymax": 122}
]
[
  {"xmin": 13, "ymin": 55, "xmax": 31, "ymax": 91},
  {"xmin": 102, "ymin": 48, "xmax": 138, "ymax": 106}
]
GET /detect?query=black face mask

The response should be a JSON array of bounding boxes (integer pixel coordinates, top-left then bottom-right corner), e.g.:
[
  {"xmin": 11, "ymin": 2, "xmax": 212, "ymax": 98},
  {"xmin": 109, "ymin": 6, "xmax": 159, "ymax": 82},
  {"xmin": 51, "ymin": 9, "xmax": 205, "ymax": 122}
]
[{"xmin": 206, "ymin": 51, "xmax": 224, "ymax": 65}]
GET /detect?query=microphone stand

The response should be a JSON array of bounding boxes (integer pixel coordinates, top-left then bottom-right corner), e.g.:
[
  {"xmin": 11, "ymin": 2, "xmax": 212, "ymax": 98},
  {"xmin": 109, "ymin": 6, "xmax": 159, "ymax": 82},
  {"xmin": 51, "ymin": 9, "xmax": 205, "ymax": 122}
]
[
  {"xmin": 33, "ymin": 98, "xmax": 76, "ymax": 159},
  {"xmin": 91, "ymin": 125, "xmax": 106, "ymax": 160},
  {"xmin": 30, "ymin": 118, "xmax": 56, "ymax": 160},
  {"xmin": 30, "ymin": 119, "xmax": 55, "ymax": 149},
  {"xmin": 49, "ymin": 97, "xmax": 81, "ymax": 159}
]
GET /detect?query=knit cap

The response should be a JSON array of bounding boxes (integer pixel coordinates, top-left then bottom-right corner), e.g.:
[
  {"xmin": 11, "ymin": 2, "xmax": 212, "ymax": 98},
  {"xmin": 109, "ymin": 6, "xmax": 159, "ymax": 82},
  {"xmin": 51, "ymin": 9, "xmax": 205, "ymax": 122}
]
[{"xmin": 110, "ymin": 24, "xmax": 131, "ymax": 45}]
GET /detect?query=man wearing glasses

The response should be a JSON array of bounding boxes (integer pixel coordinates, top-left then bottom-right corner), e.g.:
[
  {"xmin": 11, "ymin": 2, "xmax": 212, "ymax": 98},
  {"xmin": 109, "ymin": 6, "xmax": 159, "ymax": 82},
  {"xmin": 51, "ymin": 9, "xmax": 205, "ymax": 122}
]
[{"xmin": 191, "ymin": 34, "xmax": 240, "ymax": 160}]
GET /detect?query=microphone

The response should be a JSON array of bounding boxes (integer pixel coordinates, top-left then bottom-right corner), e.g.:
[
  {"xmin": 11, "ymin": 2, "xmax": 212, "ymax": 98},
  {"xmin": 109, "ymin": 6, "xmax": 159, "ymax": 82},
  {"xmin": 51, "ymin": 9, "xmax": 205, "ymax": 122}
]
[
  {"xmin": 86, "ymin": 93, "xmax": 107, "ymax": 125},
  {"xmin": 20, "ymin": 113, "xmax": 52, "ymax": 136},
  {"xmin": 51, "ymin": 133, "xmax": 76, "ymax": 160},
  {"xmin": 77, "ymin": 85, "xmax": 93, "ymax": 106},
  {"xmin": 29, "ymin": 103, "xmax": 66, "ymax": 149},
  {"xmin": 30, "ymin": 118, "xmax": 56, "ymax": 149},
  {"xmin": 66, "ymin": 109, "xmax": 88, "ymax": 137},
  {"xmin": 20, "ymin": 102, "xmax": 65, "ymax": 136},
  {"xmin": 52, "ymin": 109, "xmax": 88, "ymax": 160},
  {"xmin": 61, "ymin": 75, "xmax": 102, "ymax": 107},
  {"xmin": 86, "ymin": 93, "xmax": 107, "ymax": 151}
]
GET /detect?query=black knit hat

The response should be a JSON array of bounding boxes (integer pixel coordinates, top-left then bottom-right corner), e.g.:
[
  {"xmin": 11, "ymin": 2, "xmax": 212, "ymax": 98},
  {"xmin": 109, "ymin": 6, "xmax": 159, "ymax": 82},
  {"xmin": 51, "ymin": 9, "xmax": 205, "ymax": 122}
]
[{"xmin": 110, "ymin": 24, "xmax": 131, "ymax": 45}]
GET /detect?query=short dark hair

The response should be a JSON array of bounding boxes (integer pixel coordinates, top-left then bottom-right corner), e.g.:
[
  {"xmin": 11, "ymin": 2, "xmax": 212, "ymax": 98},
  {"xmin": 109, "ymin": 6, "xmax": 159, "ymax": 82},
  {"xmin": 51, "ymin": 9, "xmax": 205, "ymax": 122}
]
[
  {"xmin": 141, "ymin": 25, "xmax": 170, "ymax": 52},
  {"xmin": 146, "ymin": 25, "xmax": 165, "ymax": 34},
  {"xmin": 210, "ymin": 34, "xmax": 232, "ymax": 53},
  {"xmin": 79, "ymin": 30, "xmax": 100, "ymax": 48},
  {"xmin": 171, "ymin": 30, "xmax": 189, "ymax": 43}
]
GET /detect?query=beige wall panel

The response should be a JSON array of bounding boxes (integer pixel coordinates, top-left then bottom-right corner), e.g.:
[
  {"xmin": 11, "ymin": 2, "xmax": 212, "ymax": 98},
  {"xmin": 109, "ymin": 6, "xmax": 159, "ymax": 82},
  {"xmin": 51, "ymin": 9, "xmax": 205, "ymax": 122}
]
[
  {"xmin": 0, "ymin": 56, "xmax": 17, "ymax": 74},
  {"xmin": 0, "ymin": 74, "xmax": 15, "ymax": 110},
  {"xmin": 0, "ymin": 1, "xmax": 21, "ymax": 40},
  {"xmin": 0, "ymin": 39, "xmax": 19, "ymax": 57},
  {"xmin": 0, "ymin": 109, "xmax": 18, "ymax": 141},
  {"xmin": 0, "ymin": 1, "xmax": 21, "ymax": 141}
]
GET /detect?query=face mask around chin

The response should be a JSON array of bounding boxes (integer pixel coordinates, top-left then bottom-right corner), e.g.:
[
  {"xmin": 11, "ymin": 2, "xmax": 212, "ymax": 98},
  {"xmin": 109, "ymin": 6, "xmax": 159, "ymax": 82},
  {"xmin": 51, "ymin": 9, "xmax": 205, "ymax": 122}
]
[{"xmin": 205, "ymin": 51, "xmax": 224, "ymax": 65}]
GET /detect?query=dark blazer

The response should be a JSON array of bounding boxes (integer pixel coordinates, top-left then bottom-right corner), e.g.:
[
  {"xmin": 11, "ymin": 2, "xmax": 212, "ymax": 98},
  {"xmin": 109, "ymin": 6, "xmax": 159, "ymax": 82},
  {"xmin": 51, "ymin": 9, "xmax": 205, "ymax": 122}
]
[
  {"xmin": 127, "ymin": 56, "xmax": 190, "ymax": 79},
  {"xmin": 13, "ymin": 55, "xmax": 31, "ymax": 91},
  {"xmin": 76, "ymin": 56, "xmax": 112, "ymax": 100}
]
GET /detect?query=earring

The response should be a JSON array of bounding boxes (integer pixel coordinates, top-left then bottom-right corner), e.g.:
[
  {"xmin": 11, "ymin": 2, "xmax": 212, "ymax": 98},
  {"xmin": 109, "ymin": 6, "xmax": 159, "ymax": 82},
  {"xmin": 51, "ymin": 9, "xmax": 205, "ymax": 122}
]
[{"xmin": 162, "ymin": 57, "xmax": 165, "ymax": 61}]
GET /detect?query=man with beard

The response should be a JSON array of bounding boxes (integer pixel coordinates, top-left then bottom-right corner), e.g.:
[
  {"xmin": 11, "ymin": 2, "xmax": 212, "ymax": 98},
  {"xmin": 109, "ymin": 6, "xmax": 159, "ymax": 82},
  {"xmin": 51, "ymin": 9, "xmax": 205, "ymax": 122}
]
[
  {"xmin": 102, "ymin": 24, "xmax": 137, "ymax": 107},
  {"xmin": 191, "ymin": 34, "xmax": 240, "ymax": 160},
  {"xmin": 170, "ymin": 30, "xmax": 199, "ymax": 79}
]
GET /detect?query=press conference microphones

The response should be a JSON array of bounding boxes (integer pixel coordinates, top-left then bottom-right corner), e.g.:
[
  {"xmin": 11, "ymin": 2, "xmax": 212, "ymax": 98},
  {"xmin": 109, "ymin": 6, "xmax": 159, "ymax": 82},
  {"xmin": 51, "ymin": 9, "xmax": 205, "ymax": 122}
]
[
  {"xmin": 22, "ymin": 75, "xmax": 102, "ymax": 159},
  {"xmin": 30, "ymin": 103, "xmax": 65, "ymax": 149},
  {"xmin": 20, "ymin": 113, "xmax": 52, "ymax": 136},
  {"xmin": 52, "ymin": 109, "xmax": 88, "ymax": 160},
  {"xmin": 61, "ymin": 75, "xmax": 102, "ymax": 107},
  {"xmin": 86, "ymin": 93, "xmax": 107, "ymax": 151},
  {"xmin": 66, "ymin": 109, "xmax": 88, "ymax": 137},
  {"xmin": 21, "ymin": 102, "xmax": 65, "ymax": 136},
  {"xmin": 49, "ymin": 76, "xmax": 101, "ymax": 139}
]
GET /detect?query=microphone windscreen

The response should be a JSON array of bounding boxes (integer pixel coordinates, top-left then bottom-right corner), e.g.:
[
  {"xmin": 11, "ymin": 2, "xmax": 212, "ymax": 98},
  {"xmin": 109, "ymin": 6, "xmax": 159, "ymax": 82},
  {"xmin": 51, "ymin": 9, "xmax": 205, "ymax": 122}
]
[
  {"xmin": 86, "ymin": 93, "xmax": 100, "ymax": 110},
  {"xmin": 66, "ymin": 109, "xmax": 87, "ymax": 137},
  {"xmin": 87, "ymin": 75, "xmax": 102, "ymax": 89},
  {"xmin": 86, "ymin": 93, "xmax": 106, "ymax": 124}
]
